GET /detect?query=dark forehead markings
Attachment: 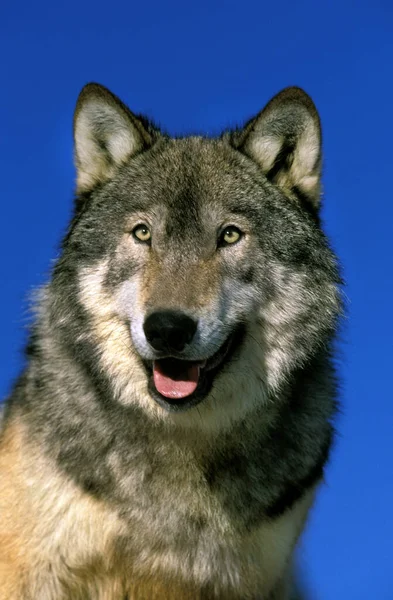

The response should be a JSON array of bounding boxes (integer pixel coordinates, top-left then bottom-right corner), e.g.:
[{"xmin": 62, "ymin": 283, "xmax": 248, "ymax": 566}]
[
  {"xmin": 225, "ymin": 203, "xmax": 261, "ymax": 221},
  {"xmin": 165, "ymin": 186, "xmax": 203, "ymax": 238}
]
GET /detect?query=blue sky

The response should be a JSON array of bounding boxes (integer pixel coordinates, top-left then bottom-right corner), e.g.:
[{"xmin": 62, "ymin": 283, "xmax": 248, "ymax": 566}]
[{"xmin": 1, "ymin": 1, "xmax": 392, "ymax": 598}]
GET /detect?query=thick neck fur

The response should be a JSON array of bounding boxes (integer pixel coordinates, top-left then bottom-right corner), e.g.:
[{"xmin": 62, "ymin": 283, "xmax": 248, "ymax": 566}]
[
  {"xmin": 12, "ymin": 311, "xmax": 335, "ymax": 526},
  {"xmin": 3, "ymin": 314, "xmax": 335, "ymax": 597}
]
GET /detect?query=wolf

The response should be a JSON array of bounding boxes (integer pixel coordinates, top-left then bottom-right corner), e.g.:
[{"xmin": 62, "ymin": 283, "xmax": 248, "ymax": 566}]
[{"xmin": 0, "ymin": 83, "xmax": 341, "ymax": 599}]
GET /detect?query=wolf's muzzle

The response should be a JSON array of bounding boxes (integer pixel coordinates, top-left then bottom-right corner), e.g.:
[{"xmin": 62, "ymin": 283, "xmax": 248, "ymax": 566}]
[{"xmin": 143, "ymin": 310, "xmax": 197, "ymax": 354}]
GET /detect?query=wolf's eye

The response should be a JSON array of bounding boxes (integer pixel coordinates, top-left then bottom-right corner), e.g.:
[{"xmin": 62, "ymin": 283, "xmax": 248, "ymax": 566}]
[
  {"xmin": 132, "ymin": 224, "xmax": 151, "ymax": 244},
  {"xmin": 219, "ymin": 226, "xmax": 242, "ymax": 247}
]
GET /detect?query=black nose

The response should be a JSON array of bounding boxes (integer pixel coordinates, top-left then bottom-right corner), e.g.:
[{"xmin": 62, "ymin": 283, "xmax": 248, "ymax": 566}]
[{"xmin": 143, "ymin": 310, "xmax": 198, "ymax": 353}]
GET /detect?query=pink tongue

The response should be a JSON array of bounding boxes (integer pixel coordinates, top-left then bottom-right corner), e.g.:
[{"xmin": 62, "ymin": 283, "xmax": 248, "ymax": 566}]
[{"xmin": 153, "ymin": 361, "xmax": 200, "ymax": 399}]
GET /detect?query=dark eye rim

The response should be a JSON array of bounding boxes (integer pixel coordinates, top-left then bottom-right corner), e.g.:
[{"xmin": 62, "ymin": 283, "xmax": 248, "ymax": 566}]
[
  {"xmin": 217, "ymin": 225, "xmax": 243, "ymax": 248},
  {"xmin": 132, "ymin": 223, "xmax": 152, "ymax": 245}
]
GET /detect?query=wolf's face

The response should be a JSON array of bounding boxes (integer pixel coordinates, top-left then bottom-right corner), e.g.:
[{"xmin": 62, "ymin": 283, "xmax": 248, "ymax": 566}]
[{"xmin": 49, "ymin": 85, "xmax": 341, "ymax": 426}]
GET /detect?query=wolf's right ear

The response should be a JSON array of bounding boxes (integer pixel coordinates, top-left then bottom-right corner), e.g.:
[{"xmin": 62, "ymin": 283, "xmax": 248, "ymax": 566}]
[{"xmin": 73, "ymin": 83, "xmax": 154, "ymax": 193}]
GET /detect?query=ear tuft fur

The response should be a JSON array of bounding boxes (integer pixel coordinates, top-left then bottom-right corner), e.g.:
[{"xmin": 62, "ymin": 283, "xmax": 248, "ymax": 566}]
[
  {"xmin": 235, "ymin": 87, "xmax": 322, "ymax": 208},
  {"xmin": 73, "ymin": 83, "xmax": 154, "ymax": 193}
]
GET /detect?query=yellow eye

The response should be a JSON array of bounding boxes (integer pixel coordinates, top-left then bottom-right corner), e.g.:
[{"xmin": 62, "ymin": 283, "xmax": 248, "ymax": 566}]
[
  {"xmin": 132, "ymin": 224, "xmax": 151, "ymax": 243},
  {"xmin": 220, "ymin": 226, "xmax": 242, "ymax": 246}
]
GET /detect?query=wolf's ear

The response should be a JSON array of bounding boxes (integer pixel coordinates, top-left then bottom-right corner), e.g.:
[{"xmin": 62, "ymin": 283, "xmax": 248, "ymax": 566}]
[
  {"xmin": 236, "ymin": 87, "xmax": 322, "ymax": 208},
  {"xmin": 73, "ymin": 83, "xmax": 154, "ymax": 193}
]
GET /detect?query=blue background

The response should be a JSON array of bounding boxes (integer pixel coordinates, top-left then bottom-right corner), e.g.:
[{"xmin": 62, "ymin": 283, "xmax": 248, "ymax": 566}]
[{"xmin": 1, "ymin": 1, "xmax": 392, "ymax": 598}]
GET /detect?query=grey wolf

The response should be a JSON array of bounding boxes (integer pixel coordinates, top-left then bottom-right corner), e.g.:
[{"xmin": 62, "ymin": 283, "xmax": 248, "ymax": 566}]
[{"xmin": 0, "ymin": 83, "xmax": 341, "ymax": 599}]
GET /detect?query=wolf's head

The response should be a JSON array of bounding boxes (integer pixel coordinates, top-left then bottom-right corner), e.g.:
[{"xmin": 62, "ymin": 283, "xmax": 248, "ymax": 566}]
[{"xmin": 46, "ymin": 84, "xmax": 341, "ymax": 428}]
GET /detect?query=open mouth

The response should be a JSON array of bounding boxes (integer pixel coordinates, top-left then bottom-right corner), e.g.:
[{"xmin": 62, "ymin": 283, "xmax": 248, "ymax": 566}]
[{"xmin": 144, "ymin": 328, "xmax": 244, "ymax": 412}]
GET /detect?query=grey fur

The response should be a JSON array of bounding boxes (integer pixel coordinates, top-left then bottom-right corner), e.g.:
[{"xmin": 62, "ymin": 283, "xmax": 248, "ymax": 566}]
[{"xmin": 0, "ymin": 83, "xmax": 342, "ymax": 599}]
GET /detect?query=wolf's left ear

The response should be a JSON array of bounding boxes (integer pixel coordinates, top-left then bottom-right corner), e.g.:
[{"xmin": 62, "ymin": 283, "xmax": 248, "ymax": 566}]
[
  {"xmin": 74, "ymin": 83, "xmax": 154, "ymax": 193},
  {"xmin": 235, "ymin": 87, "xmax": 322, "ymax": 208}
]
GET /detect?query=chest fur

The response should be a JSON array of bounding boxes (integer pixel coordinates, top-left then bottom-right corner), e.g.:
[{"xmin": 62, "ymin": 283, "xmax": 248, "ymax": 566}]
[{"xmin": 1, "ymin": 416, "xmax": 316, "ymax": 599}]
